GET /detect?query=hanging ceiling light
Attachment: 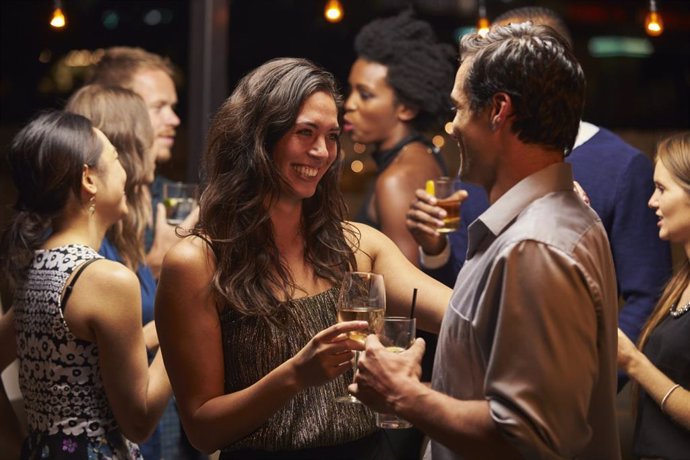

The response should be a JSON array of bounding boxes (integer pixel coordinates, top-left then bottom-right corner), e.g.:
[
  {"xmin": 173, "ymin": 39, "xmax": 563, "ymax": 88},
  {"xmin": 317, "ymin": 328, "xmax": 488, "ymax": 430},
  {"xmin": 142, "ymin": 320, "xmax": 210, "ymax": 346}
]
[
  {"xmin": 324, "ymin": 0, "xmax": 343, "ymax": 24},
  {"xmin": 477, "ymin": 0, "xmax": 490, "ymax": 36},
  {"xmin": 644, "ymin": 0, "xmax": 664, "ymax": 37},
  {"xmin": 50, "ymin": 0, "xmax": 66, "ymax": 29}
]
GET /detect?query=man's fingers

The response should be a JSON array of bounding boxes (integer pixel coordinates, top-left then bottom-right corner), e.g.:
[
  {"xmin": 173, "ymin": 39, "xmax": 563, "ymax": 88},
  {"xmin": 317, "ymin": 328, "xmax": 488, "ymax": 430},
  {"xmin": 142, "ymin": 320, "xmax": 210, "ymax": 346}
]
[
  {"xmin": 364, "ymin": 333, "xmax": 384, "ymax": 350},
  {"xmin": 414, "ymin": 188, "xmax": 437, "ymax": 204},
  {"xmin": 406, "ymin": 217, "xmax": 442, "ymax": 237},
  {"xmin": 450, "ymin": 189, "xmax": 469, "ymax": 202},
  {"xmin": 406, "ymin": 338, "xmax": 426, "ymax": 361}
]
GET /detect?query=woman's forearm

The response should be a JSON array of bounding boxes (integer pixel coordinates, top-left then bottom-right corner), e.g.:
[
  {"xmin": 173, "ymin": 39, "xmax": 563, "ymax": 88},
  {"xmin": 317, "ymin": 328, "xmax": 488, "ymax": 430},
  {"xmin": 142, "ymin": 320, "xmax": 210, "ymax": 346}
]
[
  {"xmin": 626, "ymin": 349, "xmax": 690, "ymax": 429},
  {"xmin": 179, "ymin": 357, "xmax": 302, "ymax": 453}
]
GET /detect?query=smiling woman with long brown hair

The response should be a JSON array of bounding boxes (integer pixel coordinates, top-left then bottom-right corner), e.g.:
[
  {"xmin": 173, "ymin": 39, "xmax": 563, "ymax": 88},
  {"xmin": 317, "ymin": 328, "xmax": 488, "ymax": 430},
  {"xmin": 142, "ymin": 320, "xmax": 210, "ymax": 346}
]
[{"xmin": 154, "ymin": 57, "xmax": 450, "ymax": 459}]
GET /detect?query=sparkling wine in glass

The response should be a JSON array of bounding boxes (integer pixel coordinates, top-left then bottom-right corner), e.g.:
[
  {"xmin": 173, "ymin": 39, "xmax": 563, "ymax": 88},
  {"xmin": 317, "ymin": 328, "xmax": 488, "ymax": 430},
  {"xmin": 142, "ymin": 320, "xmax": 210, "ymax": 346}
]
[{"xmin": 335, "ymin": 271, "xmax": 386, "ymax": 404}]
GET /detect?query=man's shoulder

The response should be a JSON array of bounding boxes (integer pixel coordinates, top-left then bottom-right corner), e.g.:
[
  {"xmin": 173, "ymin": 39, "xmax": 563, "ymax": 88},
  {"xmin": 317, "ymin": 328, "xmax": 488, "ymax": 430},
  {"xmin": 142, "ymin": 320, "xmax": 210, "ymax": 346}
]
[
  {"xmin": 570, "ymin": 127, "xmax": 647, "ymax": 162},
  {"xmin": 503, "ymin": 191, "xmax": 605, "ymax": 256},
  {"xmin": 568, "ymin": 127, "xmax": 655, "ymax": 222}
]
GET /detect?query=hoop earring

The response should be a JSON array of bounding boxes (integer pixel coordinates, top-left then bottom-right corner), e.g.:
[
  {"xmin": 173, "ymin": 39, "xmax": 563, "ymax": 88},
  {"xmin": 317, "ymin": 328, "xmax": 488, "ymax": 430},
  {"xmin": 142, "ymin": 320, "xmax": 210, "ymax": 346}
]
[{"xmin": 88, "ymin": 195, "xmax": 96, "ymax": 216}]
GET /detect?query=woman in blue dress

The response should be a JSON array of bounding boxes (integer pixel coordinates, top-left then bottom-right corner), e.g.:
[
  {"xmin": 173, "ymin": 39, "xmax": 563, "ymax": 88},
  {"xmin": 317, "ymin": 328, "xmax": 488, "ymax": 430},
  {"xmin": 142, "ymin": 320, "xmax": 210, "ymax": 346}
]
[{"xmin": 65, "ymin": 84, "xmax": 165, "ymax": 459}]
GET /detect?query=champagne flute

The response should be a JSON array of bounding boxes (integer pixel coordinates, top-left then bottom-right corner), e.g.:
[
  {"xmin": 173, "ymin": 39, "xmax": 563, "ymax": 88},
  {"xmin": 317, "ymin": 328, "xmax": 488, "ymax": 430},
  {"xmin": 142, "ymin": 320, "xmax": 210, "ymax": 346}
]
[{"xmin": 335, "ymin": 271, "xmax": 386, "ymax": 404}]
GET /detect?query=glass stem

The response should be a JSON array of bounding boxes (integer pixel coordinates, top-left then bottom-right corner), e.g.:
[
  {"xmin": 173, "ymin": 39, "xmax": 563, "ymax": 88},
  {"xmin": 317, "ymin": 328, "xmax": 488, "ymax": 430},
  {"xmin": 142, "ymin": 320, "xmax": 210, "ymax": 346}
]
[{"xmin": 351, "ymin": 350, "xmax": 360, "ymax": 383}]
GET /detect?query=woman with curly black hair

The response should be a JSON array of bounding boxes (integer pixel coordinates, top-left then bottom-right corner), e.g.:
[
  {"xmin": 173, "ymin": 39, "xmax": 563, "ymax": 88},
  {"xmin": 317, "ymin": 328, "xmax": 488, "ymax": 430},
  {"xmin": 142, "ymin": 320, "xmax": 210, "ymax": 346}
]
[{"xmin": 345, "ymin": 9, "xmax": 456, "ymax": 266}]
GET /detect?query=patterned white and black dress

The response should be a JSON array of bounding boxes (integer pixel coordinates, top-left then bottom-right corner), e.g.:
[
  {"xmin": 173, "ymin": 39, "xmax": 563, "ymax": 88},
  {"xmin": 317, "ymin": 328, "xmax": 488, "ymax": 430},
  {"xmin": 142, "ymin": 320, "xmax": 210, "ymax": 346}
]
[{"xmin": 13, "ymin": 244, "xmax": 142, "ymax": 460}]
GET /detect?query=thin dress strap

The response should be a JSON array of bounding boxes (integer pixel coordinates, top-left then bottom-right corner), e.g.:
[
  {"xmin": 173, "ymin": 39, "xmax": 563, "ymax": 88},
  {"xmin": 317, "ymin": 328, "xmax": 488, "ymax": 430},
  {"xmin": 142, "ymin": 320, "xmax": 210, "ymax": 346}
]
[{"xmin": 61, "ymin": 257, "xmax": 100, "ymax": 312}]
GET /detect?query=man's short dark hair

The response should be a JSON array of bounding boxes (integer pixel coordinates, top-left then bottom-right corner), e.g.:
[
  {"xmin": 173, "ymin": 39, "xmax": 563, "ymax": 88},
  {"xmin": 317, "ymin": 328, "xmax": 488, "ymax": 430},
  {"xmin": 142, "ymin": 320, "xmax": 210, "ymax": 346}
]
[
  {"xmin": 494, "ymin": 6, "xmax": 573, "ymax": 47},
  {"xmin": 459, "ymin": 23, "xmax": 585, "ymax": 155}
]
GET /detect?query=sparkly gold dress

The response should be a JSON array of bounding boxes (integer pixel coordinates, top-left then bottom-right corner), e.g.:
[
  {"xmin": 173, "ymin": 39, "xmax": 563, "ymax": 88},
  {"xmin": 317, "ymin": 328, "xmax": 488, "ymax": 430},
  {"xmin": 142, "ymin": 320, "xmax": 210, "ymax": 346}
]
[{"xmin": 218, "ymin": 287, "xmax": 378, "ymax": 456}]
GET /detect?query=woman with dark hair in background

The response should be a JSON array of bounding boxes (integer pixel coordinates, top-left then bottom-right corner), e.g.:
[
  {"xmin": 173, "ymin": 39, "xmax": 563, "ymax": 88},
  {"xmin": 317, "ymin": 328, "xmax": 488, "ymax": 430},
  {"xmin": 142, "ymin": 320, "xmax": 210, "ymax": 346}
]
[
  {"xmin": 0, "ymin": 111, "xmax": 171, "ymax": 459},
  {"xmin": 154, "ymin": 57, "xmax": 450, "ymax": 459},
  {"xmin": 345, "ymin": 9, "xmax": 456, "ymax": 266},
  {"xmin": 617, "ymin": 131, "xmax": 690, "ymax": 460}
]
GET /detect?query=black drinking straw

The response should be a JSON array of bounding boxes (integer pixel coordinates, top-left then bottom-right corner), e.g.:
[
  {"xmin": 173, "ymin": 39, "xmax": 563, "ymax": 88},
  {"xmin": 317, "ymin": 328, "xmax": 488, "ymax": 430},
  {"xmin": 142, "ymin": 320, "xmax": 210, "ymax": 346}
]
[{"xmin": 410, "ymin": 288, "xmax": 418, "ymax": 319}]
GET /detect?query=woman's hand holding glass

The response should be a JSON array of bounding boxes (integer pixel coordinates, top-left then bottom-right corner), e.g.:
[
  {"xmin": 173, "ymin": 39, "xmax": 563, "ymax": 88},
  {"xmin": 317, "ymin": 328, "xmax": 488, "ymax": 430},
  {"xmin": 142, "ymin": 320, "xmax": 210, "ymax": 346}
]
[
  {"xmin": 290, "ymin": 320, "xmax": 369, "ymax": 389},
  {"xmin": 335, "ymin": 272, "xmax": 386, "ymax": 403}
]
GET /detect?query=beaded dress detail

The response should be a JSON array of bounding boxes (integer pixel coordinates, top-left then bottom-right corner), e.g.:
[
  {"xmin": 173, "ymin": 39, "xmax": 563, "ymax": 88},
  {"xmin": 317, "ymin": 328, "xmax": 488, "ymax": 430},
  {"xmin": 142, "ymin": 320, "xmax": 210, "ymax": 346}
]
[
  {"xmin": 14, "ymin": 244, "xmax": 141, "ymax": 459},
  {"xmin": 219, "ymin": 287, "xmax": 376, "ymax": 454}
]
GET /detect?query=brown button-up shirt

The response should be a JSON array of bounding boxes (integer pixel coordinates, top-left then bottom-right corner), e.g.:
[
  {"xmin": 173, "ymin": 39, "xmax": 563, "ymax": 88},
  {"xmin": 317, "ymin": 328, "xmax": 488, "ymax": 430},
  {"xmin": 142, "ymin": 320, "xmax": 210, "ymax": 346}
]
[{"xmin": 431, "ymin": 163, "xmax": 621, "ymax": 460}]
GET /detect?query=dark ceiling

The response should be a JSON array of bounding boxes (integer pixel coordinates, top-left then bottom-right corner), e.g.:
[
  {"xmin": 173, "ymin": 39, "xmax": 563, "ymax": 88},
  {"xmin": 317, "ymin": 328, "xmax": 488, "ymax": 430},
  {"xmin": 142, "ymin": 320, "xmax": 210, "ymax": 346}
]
[{"xmin": 1, "ymin": 0, "xmax": 689, "ymax": 129}]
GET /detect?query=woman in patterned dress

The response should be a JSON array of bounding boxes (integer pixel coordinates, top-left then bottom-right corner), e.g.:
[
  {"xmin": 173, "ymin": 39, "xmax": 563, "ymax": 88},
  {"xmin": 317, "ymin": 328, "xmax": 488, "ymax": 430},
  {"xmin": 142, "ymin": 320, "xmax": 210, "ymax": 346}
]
[{"xmin": 0, "ymin": 110, "xmax": 172, "ymax": 459}]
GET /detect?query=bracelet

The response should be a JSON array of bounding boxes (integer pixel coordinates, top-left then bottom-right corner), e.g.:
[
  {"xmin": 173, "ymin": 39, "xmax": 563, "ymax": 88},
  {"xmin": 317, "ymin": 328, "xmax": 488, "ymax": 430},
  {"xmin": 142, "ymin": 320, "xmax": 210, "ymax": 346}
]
[{"xmin": 660, "ymin": 383, "xmax": 681, "ymax": 413}]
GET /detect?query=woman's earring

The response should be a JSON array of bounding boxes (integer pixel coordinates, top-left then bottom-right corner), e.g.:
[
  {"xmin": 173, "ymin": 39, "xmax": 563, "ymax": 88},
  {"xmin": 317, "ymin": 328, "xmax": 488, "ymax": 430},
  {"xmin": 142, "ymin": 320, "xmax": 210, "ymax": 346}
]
[{"xmin": 88, "ymin": 195, "xmax": 96, "ymax": 216}]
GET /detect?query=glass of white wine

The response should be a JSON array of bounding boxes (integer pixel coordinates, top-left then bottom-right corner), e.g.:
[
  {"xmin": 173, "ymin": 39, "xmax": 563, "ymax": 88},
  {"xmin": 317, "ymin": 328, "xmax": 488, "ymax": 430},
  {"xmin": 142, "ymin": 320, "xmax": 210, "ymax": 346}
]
[
  {"xmin": 335, "ymin": 271, "xmax": 386, "ymax": 404},
  {"xmin": 375, "ymin": 316, "xmax": 416, "ymax": 428},
  {"xmin": 163, "ymin": 182, "xmax": 199, "ymax": 225}
]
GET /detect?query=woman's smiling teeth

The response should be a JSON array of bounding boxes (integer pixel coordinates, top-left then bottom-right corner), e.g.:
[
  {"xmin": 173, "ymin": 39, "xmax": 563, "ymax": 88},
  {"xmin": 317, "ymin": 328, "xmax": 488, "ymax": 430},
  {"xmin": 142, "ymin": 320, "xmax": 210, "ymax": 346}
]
[{"xmin": 294, "ymin": 165, "xmax": 318, "ymax": 178}]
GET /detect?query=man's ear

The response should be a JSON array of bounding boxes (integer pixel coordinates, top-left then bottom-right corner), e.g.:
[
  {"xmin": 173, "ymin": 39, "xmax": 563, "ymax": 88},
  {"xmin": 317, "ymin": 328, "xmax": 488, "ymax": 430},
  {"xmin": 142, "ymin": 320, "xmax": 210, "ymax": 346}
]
[
  {"xmin": 488, "ymin": 92, "xmax": 512, "ymax": 132},
  {"xmin": 82, "ymin": 164, "xmax": 98, "ymax": 196}
]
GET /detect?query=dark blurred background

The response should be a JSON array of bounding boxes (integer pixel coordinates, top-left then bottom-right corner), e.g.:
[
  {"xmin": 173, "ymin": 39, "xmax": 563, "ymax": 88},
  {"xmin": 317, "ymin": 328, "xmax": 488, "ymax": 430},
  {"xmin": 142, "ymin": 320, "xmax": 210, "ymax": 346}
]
[
  {"xmin": 1, "ymin": 2, "xmax": 689, "ymax": 457},
  {"xmin": 2, "ymin": 0, "xmax": 689, "ymax": 223}
]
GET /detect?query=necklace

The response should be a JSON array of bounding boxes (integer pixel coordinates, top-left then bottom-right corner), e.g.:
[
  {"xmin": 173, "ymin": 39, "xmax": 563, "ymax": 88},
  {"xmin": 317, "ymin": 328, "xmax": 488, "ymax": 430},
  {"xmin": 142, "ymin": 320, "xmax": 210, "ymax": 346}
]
[{"xmin": 669, "ymin": 301, "xmax": 690, "ymax": 318}]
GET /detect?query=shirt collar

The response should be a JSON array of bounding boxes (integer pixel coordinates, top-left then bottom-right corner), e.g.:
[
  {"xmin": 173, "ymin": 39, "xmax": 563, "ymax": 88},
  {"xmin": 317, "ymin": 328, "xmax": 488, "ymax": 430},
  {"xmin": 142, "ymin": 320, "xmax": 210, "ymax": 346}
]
[
  {"xmin": 573, "ymin": 121, "xmax": 599, "ymax": 150},
  {"xmin": 467, "ymin": 162, "xmax": 575, "ymax": 258}
]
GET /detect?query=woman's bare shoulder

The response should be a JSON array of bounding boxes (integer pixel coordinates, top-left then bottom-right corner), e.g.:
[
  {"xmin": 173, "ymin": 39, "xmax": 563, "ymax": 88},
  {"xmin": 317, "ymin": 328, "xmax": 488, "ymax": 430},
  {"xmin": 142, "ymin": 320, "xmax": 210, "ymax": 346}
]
[
  {"xmin": 163, "ymin": 235, "xmax": 216, "ymax": 274},
  {"xmin": 382, "ymin": 142, "xmax": 443, "ymax": 180},
  {"xmin": 85, "ymin": 259, "xmax": 139, "ymax": 292},
  {"xmin": 166, "ymin": 234, "xmax": 212, "ymax": 258}
]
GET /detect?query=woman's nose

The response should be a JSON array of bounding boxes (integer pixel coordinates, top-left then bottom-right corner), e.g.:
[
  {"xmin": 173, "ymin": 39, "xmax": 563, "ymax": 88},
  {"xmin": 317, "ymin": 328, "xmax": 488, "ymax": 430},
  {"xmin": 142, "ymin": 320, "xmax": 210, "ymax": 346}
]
[
  {"xmin": 344, "ymin": 93, "xmax": 356, "ymax": 112},
  {"xmin": 310, "ymin": 136, "xmax": 329, "ymax": 157}
]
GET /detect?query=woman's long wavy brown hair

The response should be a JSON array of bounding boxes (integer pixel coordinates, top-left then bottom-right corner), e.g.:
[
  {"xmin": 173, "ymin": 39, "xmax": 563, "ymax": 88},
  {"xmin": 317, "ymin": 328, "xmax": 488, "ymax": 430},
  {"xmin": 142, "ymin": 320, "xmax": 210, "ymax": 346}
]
[
  {"xmin": 66, "ymin": 84, "xmax": 154, "ymax": 270},
  {"xmin": 198, "ymin": 57, "xmax": 358, "ymax": 320}
]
